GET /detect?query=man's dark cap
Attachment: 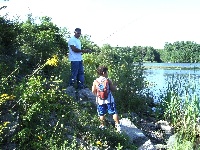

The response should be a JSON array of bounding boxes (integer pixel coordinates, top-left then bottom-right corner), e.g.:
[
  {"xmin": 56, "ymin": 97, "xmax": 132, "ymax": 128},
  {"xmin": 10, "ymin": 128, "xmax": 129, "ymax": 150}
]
[{"xmin": 75, "ymin": 28, "xmax": 81, "ymax": 32}]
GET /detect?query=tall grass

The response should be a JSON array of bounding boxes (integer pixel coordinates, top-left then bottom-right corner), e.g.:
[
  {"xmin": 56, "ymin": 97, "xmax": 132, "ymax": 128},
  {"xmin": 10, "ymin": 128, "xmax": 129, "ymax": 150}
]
[{"xmin": 157, "ymin": 74, "xmax": 200, "ymax": 149}]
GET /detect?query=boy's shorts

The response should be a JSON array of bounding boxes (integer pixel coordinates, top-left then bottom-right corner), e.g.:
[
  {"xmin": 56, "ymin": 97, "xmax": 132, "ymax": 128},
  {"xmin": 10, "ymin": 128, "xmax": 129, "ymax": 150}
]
[{"xmin": 97, "ymin": 102, "xmax": 118, "ymax": 116}]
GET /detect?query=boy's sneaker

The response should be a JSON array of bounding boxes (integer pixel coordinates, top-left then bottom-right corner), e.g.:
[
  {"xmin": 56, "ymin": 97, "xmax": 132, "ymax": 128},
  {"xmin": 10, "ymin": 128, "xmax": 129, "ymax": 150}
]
[
  {"xmin": 116, "ymin": 124, "xmax": 122, "ymax": 133},
  {"xmin": 99, "ymin": 125, "xmax": 106, "ymax": 130}
]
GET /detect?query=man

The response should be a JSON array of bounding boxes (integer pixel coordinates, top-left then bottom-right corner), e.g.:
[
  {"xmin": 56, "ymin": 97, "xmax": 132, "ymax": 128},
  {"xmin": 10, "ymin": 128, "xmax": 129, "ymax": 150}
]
[{"xmin": 68, "ymin": 28, "xmax": 90, "ymax": 89}]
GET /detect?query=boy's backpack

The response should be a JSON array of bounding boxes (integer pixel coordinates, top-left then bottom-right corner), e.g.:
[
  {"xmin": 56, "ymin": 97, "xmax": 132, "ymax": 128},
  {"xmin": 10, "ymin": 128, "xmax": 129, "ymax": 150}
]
[{"xmin": 96, "ymin": 78, "xmax": 109, "ymax": 100}]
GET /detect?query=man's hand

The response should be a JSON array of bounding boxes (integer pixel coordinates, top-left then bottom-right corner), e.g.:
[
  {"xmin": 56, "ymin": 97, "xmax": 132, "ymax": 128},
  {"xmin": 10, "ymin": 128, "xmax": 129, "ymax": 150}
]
[{"xmin": 83, "ymin": 49, "xmax": 92, "ymax": 53}]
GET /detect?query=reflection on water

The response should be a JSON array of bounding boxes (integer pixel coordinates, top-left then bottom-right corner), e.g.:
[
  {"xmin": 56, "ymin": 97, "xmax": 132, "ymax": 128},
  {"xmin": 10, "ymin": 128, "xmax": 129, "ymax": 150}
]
[
  {"xmin": 143, "ymin": 62, "xmax": 200, "ymax": 68},
  {"xmin": 143, "ymin": 63, "xmax": 200, "ymax": 102}
]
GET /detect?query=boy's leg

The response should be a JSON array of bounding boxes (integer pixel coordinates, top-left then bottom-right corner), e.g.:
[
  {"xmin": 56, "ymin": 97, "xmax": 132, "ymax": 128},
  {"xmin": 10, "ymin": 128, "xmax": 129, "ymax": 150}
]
[
  {"xmin": 97, "ymin": 104, "xmax": 107, "ymax": 128},
  {"xmin": 107, "ymin": 103, "xmax": 121, "ymax": 132},
  {"xmin": 107, "ymin": 103, "xmax": 120, "ymax": 123},
  {"xmin": 113, "ymin": 113, "xmax": 121, "ymax": 133},
  {"xmin": 99, "ymin": 115, "xmax": 106, "ymax": 127},
  {"xmin": 113, "ymin": 114, "xmax": 120, "ymax": 124}
]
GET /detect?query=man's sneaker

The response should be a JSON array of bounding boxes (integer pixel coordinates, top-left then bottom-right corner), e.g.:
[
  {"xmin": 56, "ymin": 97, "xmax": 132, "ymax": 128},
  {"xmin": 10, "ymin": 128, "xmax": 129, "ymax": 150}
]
[
  {"xmin": 99, "ymin": 125, "xmax": 106, "ymax": 130},
  {"xmin": 116, "ymin": 124, "xmax": 122, "ymax": 133},
  {"xmin": 78, "ymin": 84, "xmax": 89, "ymax": 90},
  {"xmin": 83, "ymin": 85, "xmax": 89, "ymax": 89},
  {"xmin": 66, "ymin": 85, "xmax": 75, "ymax": 91}
]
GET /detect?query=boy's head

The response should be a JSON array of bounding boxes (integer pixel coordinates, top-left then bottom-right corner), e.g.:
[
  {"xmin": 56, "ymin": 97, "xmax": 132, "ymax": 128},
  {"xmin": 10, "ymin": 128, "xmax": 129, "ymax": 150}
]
[{"xmin": 97, "ymin": 66, "xmax": 108, "ymax": 76}]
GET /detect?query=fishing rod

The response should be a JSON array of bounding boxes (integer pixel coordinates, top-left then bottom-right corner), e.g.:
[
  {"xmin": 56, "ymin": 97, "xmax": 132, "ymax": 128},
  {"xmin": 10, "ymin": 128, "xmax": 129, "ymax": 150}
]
[
  {"xmin": 99, "ymin": 9, "xmax": 157, "ymax": 46},
  {"xmin": 100, "ymin": 16, "xmax": 144, "ymax": 44},
  {"xmin": 84, "ymin": 17, "xmax": 144, "ymax": 53},
  {"xmin": 0, "ymin": 6, "xmax": 7, "ymax": 10}
]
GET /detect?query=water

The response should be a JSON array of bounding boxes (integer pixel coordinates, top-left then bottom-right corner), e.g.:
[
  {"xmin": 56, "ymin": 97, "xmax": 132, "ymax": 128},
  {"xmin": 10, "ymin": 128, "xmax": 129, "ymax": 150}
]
[
  {"xmin": 143, "ymin": 63, "xmax": 200, "ymax": 102},
  {"xmin": 143, "ymin": 62, "xmax": 200, "ymax": 69}
]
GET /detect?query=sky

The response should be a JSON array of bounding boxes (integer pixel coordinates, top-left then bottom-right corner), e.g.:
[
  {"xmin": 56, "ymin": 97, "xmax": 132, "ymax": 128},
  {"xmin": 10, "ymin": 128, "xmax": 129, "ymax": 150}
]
[{"xmin": 0, "ymin": 0, "xmax": 200, "ymax": 49}]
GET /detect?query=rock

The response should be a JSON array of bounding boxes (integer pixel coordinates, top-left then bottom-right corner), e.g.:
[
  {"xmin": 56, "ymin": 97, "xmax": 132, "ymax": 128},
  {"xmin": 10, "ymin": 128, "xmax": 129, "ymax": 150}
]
[
  {"xmin": 155, "ymin": 120, "xmax": 172, "ymax": 135},
  {"xmin": 154, "ymin": 144, "xmax": 167, "ymax": 149},
  {"xmin": 196, "ymin": 117, "xmax": 200, "ymax": 137},
  {"xmin": 77, "ymin": 88, "xmax": 96, "ymax": 104},
  {"xmin": 65, "ymin": 86, "xmax": 76, "ymax": 98},
  {"xmin": 120, "ymin": 118, "xmax": 156, "ymax": 149},
  {"xmin": 166, "ymin": 134, "xmax": 177, "ymax": 149},
  {"xmin": 138, "ymin": 140, "xmax": 156, "ymax": 150},
  {"xmin": 196, "ymin": 124, "xmax": 200, "ymax": 136},
  {"xmin": 65, "ymin": 87, "xmax": 96, "ymax": 104}
]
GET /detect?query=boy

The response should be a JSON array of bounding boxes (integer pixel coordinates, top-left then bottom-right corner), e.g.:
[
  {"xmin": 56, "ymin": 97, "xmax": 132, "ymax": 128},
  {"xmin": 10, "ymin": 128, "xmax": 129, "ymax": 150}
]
[{"xmin": 92, "ymin": 66, "xmax": 121, "ymax": 133}]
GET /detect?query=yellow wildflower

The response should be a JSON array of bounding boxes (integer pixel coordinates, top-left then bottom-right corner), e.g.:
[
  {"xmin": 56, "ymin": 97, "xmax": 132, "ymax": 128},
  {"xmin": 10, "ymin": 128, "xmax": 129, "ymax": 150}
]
[
  {"xmin": 0, "ymin": 94, "xmax": 15, "ymax": 100},
  {"xmin": 46, "ymin": 55, "xmax": 58, "ymax": 66},
  {"xmin": 3, "ymin": 121, "xmax": 10, "ymax": 126},
  {"xmin": 96, "ymin": 141, "xmax": 102, "ymax": 147},
  {"xmin": 38, "ymin": 136, "xmax": 42, "ymax": 140},
  {"xmin": 9, "ymin": 95, "xmax": 16, "ymax": 100},
  {"xmin": 1, "ymin": 94, "xmax": 8, "ymax": 98}
]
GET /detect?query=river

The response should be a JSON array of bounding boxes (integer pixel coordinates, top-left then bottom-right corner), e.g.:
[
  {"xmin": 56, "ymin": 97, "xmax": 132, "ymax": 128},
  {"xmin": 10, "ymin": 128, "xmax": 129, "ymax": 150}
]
[{"xmin": 143, "ymin": 63, "xmax": 200, "ymax": 102}]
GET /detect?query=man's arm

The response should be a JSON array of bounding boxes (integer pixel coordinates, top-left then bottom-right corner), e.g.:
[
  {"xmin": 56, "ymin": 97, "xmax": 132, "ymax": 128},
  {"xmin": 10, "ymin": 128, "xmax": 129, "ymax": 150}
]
[{"xmin": 70, "ymin": 45, "xmax": 90, "ymax": 53}]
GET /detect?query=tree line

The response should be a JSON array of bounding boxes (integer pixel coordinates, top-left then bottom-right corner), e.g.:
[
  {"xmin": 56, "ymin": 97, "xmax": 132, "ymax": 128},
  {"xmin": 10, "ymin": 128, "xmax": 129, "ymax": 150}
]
[{"xmin": 1, "ymin": 15, "xmax": 200, "ymax": 71}]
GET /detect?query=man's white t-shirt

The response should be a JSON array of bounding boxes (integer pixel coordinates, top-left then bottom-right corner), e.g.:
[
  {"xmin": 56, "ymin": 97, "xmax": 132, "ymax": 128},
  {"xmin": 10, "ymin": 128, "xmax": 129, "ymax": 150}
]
[
  {"xmin": 68, "ymin": 36, "xmax": 82, "ymax": 61},
  {"xmin": 95, "ymin": 76, "xmax": 115, "ymax": 105}
]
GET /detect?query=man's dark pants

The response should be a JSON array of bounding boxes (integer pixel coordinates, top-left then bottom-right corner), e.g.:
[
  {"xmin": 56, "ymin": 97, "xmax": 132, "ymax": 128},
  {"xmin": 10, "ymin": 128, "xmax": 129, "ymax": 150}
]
[{"xmin": 69, "ymin": 61, "xmax": 84, "ymax": 89}]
